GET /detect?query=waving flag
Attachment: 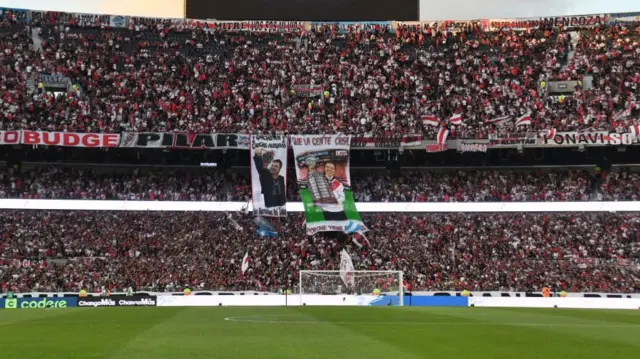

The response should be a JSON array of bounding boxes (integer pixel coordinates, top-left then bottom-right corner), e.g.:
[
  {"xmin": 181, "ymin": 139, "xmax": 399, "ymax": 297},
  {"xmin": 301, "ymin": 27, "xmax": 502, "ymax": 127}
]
[
  {"xmin": 449, "ymin": 113, "xmax": 463, "ymax": 125},
  {"xmin": 488, "ymin": 115, "xmax": 510, "ymax": 125},
  {"xmin": 515, "ymin": 113, "xmax": 532, "ymax": 126},
  {"xmin": 340, "ymin": 249, "xmax": 355, "ymax": 287},
  {"xmin": 344, "ymin": 221, "xmax": 363, "ymax": 234},
  {"xmin": 351, "ymin": 231, "xmax": 371, "ymax": 248},
  {"xmin": 256, "ymin": 227, "xmax": 278, "ymax": 238},
  {"xmin": 253, "ymin": 216, "xmax": 274, "ymax": 230},
  {"xmin": 422, "ymin": 115, "xmax": 440, "ymax": 127},
  {"xmin": 542, "ymin": 128, "xmax": 557, "ymax": 139},
  {"xmin": 436, "ymin": 127, "xmax": 450, "ymax": 145},
  {"xmin": 241, "ymin": 252, "xmax": 249, "ymax": 274},
  {"xmin": 614, "ymin": 109, "xmax": 631, "ymax": 121}
]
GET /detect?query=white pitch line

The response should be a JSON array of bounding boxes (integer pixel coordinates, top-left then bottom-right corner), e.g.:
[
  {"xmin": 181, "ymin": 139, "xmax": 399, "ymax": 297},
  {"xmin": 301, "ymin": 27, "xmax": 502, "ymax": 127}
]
[{"xmin": 223, "ymin": 316, "xmax": 640, "ymax": 327}]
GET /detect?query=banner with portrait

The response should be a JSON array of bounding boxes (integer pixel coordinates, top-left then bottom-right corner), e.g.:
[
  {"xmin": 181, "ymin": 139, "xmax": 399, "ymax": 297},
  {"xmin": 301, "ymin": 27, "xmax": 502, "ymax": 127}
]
[
  {"xmin": 251, "ymin": 135, "xmax": 288, "ymax": 217},
  {"xmin": 290, "ymin": 135, "xmax": 367, "ymax": 235}
]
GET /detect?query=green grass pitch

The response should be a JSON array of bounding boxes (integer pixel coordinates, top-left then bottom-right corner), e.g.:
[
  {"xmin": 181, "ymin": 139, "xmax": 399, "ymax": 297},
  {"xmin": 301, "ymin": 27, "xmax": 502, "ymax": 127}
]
[{"xmin": 1, "ymin": 306, "xmax": 639, "ymax": 358}]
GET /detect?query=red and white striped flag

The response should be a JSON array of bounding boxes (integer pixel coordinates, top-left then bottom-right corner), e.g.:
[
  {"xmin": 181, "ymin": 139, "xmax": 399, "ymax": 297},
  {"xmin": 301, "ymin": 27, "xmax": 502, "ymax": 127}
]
[
  {"xmin": 241, "ymin": 252, "xmax": 249, "ymax": 274},
  {"xmin": 449, "ymin": 113, "xmax": 463, "ymax": 125},
  {"xmin": 488, "ymin": 115, "xmax": 510, "ymax": 125},
  {"xmin": 422, "ymin": 115, "xmax": 440, "ymax": 127},
  {"xmin": 630, "ymin": 123, "xmax": 640, "ymax": 138},
  {"xmin": 515, "ymin": 113, "xmax": 532, "ymax": 126},
  {"xmin": 436, "ymin": 127, "xmax": 449, "ymax": 145},
  {"xmin": 543, "ymin": 128, "xmax": 557, "ymax": 139},
  {"xmin": 614, "ymin": 109, "xmax": 631, "ymax": 121}
]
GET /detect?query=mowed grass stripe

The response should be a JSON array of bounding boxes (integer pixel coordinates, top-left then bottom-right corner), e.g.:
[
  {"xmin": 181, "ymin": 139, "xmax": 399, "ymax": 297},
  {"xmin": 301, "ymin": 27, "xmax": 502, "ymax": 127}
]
[
  {"xmin": 1, "ymin": 307, "xmax": 640, "ymax": 358},
  {"xmin": 0, "ymin": 308, "xmax": 184, "ymax": 359},
  {"xmin": 412, "ymin": 307, "xmax": 640, "ymax": 353},
  {"xmin": 294, "ymin": 307, "xmax": 640, "ymax": 358},
  {"xmin": 111, "ymin": 307, "xmax": 426, "ymax": 359},
  {"xmin": 412, "ymin": 307, "xmax": 640, "ymax": 325},
  {"xmin": 371, "ymin": 307, "xmax": 640, "ymax": 358},
  {"xmin": 0, "ymin": 306, "xmax": 78, "ymax": 327},
  {"xmin": 413, "ymin": 307, "xmax": 640, "ymax": 344}
]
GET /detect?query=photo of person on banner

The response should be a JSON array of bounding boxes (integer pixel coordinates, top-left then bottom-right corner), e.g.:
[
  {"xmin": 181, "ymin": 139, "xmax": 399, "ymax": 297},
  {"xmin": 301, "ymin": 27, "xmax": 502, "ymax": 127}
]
[
  {"xmin": 291, "ymin": 134, "xmax": 366, "ymax": 235},
  {"xmin": 304, "ymin": 156, "xmax": 348, "ymax": 221},
  {"xmin": 253, "ymin": 148, "xmax": 286, "ymax": 209}
]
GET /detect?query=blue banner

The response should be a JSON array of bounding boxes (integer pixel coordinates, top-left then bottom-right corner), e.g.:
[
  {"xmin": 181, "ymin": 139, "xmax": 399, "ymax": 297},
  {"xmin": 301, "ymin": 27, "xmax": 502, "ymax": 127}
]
[
  {"xmin": 0, "ymin": 8, "xmax": 29, "ymax": 23},
  {"xmin": 608, "ymin": 12, "xmax": 640, "ymax": 24},
  {"xmin": 367, "ymin": 295, "xmax": 469, "ymax": 307},
  {"xmin": 310, "ymin": 21, "xmax": 394, "ymax": 34},
  {"xmin": 2, "ymin": 297, "xmax": 77, "ymax": 309}
]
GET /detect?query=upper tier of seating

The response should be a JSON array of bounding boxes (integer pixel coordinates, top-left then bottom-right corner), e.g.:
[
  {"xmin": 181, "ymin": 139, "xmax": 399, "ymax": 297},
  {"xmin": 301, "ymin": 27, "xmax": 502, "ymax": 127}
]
[{"xmin": 0, "ymin": 14, "xmax": 638, "ymax": 137}]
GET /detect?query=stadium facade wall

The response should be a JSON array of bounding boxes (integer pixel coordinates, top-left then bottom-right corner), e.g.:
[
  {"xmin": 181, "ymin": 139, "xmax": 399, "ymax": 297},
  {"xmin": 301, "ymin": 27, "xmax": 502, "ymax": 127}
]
[
  {"xmin": 468, "ymin": 297, "xmax": 640, "ymax": 310},
  {"xmin": 419, "ymin": 0, "xmax": 639, "ymax": 20},
  {"xmin": 0, "ymin": 0, "xmax": 185, "ymax": 18},
  {"xmin": 2, "ymin": 199, "xmax": 640, "ymax": 213}
]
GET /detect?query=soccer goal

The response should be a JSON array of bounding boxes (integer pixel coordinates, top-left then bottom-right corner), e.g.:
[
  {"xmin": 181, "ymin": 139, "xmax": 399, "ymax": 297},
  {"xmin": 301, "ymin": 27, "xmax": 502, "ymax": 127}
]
[{"xmin": 298, "ymin": 270, "xmax": 404, "ymax": 306}]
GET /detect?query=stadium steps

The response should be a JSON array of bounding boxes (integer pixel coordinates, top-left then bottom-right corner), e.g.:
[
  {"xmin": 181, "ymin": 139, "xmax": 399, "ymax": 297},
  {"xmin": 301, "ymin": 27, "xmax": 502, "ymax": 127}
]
[
  {"xmin": 30, "ymin": 27, "xmax": 43, "ymax": 52},
  {"xmin": 562, "ymin": 31, "xmax": 579, "ymax": 72}
]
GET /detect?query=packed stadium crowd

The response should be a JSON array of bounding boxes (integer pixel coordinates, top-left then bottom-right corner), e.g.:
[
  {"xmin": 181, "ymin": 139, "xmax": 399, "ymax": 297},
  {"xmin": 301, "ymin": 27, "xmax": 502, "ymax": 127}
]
[
  {"xmin": 1, "ymin": 10, "xmax": 640, "ymax": 296},
  {"xmin": 0, "ymin": 165, "xmax": 620, "ymax": 202},
  {"xmin": 0, "ymin": 13, "xmax": 638, "ymax": 137},
  {"xmin": 0, "ymin": 211, "xmax": 638, "ymax": 293},
  {"xmin": 0, "ymin": 166, "xmax": 247, "ymax": 201}
]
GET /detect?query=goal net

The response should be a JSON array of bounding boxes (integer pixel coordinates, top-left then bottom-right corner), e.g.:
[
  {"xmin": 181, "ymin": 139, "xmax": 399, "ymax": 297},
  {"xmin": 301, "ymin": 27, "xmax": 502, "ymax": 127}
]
[{"xmin": 298, "ymin": 270, "xmax": 404, "ymax": 306}]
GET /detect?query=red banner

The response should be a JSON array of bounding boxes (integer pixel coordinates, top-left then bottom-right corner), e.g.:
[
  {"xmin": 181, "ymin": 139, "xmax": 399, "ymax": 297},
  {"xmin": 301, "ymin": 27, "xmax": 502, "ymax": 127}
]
[
  {"xmin": 21, "ymin": 131, "xmax": 120, "ymax": 148},
  {"xmin": 487, "ymin": 14, "xmax": 606, "ymax": 31},
  {"xmin": 0, "ymin": 131, "xmax": 21, "ymax": 145}
]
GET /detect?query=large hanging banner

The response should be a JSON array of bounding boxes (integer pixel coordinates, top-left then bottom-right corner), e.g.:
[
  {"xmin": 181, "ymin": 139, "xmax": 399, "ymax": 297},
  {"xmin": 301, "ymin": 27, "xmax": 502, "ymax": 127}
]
[
  {"xmin": 251, "ymin": 135, "xmax": 288, "ymax": 217},
  {"xmin": 290, "ymin": 135, "xmax": 367, "ymax": 235}
]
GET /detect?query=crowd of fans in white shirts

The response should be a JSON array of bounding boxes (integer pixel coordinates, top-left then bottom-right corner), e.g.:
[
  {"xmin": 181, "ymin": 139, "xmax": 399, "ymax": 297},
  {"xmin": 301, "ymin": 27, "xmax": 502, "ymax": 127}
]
[
  {"xmin": 0, "ymin": 13, "xmax": 638, "ymax": 137},
  {"xmin": 0, "ymin": 12, "xmax": 639, "ymax": 295},
  {"xmin": 1, "ymin": 165, "xmax": 631, "ymax": 202},
  {"xmin": 0, "ymin": 211, "xmax": 637, "ymax": 293}
]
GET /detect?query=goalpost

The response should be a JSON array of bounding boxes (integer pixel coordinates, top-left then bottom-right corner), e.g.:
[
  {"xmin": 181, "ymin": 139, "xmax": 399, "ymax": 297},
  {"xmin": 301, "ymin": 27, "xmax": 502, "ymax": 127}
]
[{"xmin": 298, "ymin": 270, "xmax": 404, "ymax": 306}]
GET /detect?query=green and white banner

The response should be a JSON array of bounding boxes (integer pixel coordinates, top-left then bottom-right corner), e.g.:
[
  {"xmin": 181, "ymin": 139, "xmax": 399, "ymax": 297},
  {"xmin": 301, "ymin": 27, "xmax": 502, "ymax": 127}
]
[{"xmin": 290, "ymin": 135, "xmax": 367, "ymax": 235}]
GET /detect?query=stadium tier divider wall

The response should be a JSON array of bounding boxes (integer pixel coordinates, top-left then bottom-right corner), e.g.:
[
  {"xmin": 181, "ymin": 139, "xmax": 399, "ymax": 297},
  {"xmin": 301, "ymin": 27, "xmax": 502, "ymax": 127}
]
[
  {"xmin": 3, "ymin": 200, "xmax": 640, "ymax": 212},
  {"xmin": 3, "ymin": 130, "xmax": 640, "ymax": 150}
]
